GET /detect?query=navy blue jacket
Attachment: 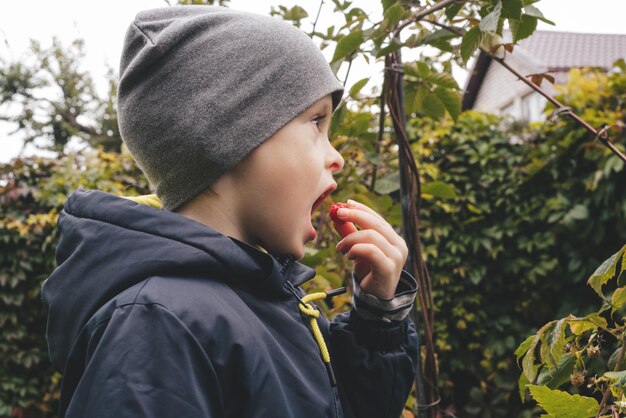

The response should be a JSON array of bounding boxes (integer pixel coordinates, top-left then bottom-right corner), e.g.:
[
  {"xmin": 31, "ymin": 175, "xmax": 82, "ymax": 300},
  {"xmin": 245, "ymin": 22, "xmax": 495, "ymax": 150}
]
[{"xmin": 42, "ymin": 188, "xmax": 418, "ymax": 418}]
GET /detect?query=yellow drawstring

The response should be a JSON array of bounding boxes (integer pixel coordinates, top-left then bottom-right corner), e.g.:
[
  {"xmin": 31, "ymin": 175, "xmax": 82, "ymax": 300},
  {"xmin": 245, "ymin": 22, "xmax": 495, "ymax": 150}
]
[
  {"xmin": 121, "ymin": 194, "xmax": 163, "ymax": 209},
  {"xmin": 296, "ymin": 291, "xmax": 340, "ymax": 387},
  {"xmin": 297, "ymin": 292, "xmax": 331, "ymax": 364}
]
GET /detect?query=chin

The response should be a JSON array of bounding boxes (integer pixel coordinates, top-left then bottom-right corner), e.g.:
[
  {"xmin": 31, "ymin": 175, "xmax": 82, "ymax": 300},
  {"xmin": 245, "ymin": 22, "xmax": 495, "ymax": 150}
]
[
  {"xmin": 260, "ymin": 239, "xmax": 303, "ymax": 261},
  {"xmin": 292, "ymin": 248, "xmax": 305, "ymax": 260},
  {"xmin": 280, "ymin": 243, "xmax": 304, "ymax": 261}
]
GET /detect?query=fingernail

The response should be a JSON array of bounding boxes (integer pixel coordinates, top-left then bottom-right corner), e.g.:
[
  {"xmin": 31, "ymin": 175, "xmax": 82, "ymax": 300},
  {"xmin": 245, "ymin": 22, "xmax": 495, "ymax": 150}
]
[
  {"xmin": 347, "ymin": 199, "xmax": 356, "ymax": 205},
  {"xmin": 337, "ymin": 208, "xmax": 346, "ymax": 217}
]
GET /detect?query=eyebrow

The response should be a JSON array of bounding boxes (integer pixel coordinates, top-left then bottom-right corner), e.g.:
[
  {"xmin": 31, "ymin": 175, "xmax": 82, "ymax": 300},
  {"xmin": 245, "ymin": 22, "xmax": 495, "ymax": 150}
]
[{"xmin": 315, "ymin": 101, "xmax": 332, "ymax": 114}]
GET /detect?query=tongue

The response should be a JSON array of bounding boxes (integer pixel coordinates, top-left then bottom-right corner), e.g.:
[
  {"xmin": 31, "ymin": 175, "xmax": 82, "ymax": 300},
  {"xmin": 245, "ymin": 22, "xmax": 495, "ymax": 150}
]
[{"xmin": 311, "ymin": 196, "xmax": 323, "ymax": 215}]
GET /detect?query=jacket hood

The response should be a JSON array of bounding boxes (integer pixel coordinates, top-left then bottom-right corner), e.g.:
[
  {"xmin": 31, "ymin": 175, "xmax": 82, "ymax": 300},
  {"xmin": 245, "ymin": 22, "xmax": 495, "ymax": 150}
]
[{"xmin": 41, "ymin": 187, "xmax": 316, "ymax": 373}]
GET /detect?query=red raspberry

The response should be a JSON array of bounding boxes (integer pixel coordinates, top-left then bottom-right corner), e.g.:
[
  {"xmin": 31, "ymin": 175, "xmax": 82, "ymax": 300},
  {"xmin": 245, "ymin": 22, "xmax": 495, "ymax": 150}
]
[{"xmin": 329, "ymin": 202, "xmax": 349, "ymax": 224}]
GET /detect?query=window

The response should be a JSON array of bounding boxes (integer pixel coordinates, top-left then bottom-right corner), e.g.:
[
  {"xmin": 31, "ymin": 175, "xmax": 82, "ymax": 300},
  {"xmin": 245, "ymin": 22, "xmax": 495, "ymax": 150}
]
[{"xmin": 521, "ymin": 92, "xmax": 547, "ymax": 122}]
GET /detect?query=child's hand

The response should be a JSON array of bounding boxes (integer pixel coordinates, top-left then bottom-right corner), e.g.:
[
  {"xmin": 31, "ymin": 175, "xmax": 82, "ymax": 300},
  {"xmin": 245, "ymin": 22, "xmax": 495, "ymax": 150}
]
[{"xmin": 333, "ymin": 199, "xmax": 408, "ymax": 300}]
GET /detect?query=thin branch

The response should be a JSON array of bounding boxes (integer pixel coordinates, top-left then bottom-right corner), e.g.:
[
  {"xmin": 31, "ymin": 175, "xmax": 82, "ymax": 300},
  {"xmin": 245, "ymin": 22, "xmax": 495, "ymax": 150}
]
[
  {"xmin": 421, "ymin": 21, "xmax": 626, "ymax": 163},
  {"xmin": 369, "ymin": 66, "xmax": 388, "ymax": 193},
  {"xmin": 489, "ymin": 55, "xmax": 626, "ymax": 162},
  {"xmin": 343, "ymin": 58, "xmax": 353, "ymax": 88},
  {"xmin": 395, "ymin": 0, "xmax": 459, "ymax": 36},
  {"xmin": 310, "ymin": 0, "xmax": 325, "ymax": 38},
  {"xmin": 597, "ymin": 333, "xmax": 626, "ymax": 417}
]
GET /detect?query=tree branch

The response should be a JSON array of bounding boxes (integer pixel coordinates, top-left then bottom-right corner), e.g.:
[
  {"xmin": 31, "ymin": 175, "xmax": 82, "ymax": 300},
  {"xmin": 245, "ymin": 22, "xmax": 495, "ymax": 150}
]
[
  {"xmin": 369, "ymin": 67, "xmax": 388, "ymax": 193},
  {"xmin": 342, "ymin": 58, "xmax": 353, "ymax": 87},
  {"xmin": 395, "ymin": 0, "xmax": 459, "ymax": 36},
  {"xmin": 597, "ymin": 334, "xmax": 626, "ymax": 417},
  {"xmin": 310, "ymin": 0, "xmax": 325, "ymax": 38},
  {"xmin": 420, "ymin": 20, "xmax": 626, "ymax": 163}
]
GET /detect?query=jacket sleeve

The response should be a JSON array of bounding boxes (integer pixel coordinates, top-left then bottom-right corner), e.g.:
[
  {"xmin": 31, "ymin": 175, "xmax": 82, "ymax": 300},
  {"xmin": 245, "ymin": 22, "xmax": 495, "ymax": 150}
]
[
  {"xmin": 63, "ymin": 303, "xmax": 223, "ymax": 418},
  {"xmin": 328, "ymin": 269, "xmax": 419, "ymax": 418}
]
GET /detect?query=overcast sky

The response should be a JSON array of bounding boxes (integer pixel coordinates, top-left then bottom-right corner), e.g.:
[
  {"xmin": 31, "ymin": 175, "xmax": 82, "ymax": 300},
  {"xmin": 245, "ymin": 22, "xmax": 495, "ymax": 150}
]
[{"xmin": 1, "ymin": 0, "xmax": 625, "ymax": 163}]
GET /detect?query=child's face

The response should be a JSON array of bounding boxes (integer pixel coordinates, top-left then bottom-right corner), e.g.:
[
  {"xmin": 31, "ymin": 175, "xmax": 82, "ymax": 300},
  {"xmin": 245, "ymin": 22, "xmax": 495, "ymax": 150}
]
[{"xmin": 229, "ymin": 94, "xmax": 344, "ymax": 259}]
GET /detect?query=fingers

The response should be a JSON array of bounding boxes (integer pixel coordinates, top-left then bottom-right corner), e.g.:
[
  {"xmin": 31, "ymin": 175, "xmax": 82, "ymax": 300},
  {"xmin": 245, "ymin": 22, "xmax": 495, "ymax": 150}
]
[
  {"xmin": 346, "ymin": 199, "xmax": 387, "ymax": 223},
  {"xmin": 334, "ymin": 200, "xmax": 407, "ymax": 253},
  {"xmin": 346, "ymin": 243, "xmax": 397, "ymax": 299},
  {"xmin": 336, "ymin": 228, "xmax": 402, "ymax": 262}
]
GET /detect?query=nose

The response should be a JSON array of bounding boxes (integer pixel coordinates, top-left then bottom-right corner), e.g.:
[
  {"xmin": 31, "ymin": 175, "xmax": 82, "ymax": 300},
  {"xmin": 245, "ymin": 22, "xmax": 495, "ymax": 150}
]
[{"xmin": 326, "ymin": 141, "xmax": 345, "ymax": 174}]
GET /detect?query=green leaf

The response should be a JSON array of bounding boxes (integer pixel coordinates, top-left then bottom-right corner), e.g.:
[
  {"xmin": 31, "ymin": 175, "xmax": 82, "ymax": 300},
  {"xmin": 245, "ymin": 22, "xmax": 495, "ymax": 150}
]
[
  {"xmin": 608, "ymin": 347, "xmax": 626, "ymax": 371},
  {"xmin": 422, "ymin": 181, "xmax": 457, "ymax": 199},
  {"xmin": 301, "ymin": 247, "xmax": 331, "ymax": 266},
  {"xmin": 612, "ymin": 286, "xmax": 626, "ymax": 310},
  {"xmin": 422, "ymin": 29, "xmax": 456, "ymax": 46},
  {"xmin": 375, "ymin": 39, "xmax": 403, "ymax": 57},
  {"xmin": 568, "ymin": 313, "xmax": 607, "ymax": 335},
  {"xmin": 282, "ymin": 5, "xmax": 308, "ymax": 22},
  {"xmin": 374, "ymin": 171, "xmax": 400, "ymax": 195},
  {"xmin": 445, "ymin": 3, "xmax": 463, "ymax": 21},
  {"xmin": 404, "ymin": 33, "xmax": 421, "ymax": 48},
  {"xmin": 539, "ymin": 325, "xmax": 553, "ymax": 365},
  {"xmin": 537, "ymin": 353, "xmax": 576, "ymax": 389},
  {"xmin": 548, "ymin": 319, "xmax": 566, "ymax": 367},
  {"xmin": 405, "ymin": 83, "xmax": 429, "ymax": 115},
  {"xmin": 331, "ymin": 0, "xmax": 352, "ymax": 12},
  {"xmin": 426, "ymin": 38, "xmax": 455, "ymax": 53},
  {"xmin": 564, "ymin": 204, "xmax": 588, "ymax": 221},
  {"xmin": 605, "ymin": 370, "xmax": 626, "ymax": 387},
  {"xmin": 527, "ymin": 385, "xmax": 598, "ymax": 418},
  {"xmin": 479, "ymin": 1, "xmax": 502, "ymax": 33},
  {"xmin": 515, "ymin": 335, "xmax": 535, "ymax": 361},
  {"xmin": 433, "ymin": 87, "xmax": 461, "ymax": 121},
  {"xmin": 588, "ymin": 245, "xmax": 626, "ymax": 297},
  {"xmin": 383, "ymin": 3, "xmax": 409, "ymax": 29},
  {"xmin": 461, "ymin": 26, "xmax": 483, "ymax": 65},
  {"xmin": 501, "ymin": 0, "xmax": 522, "ymax": 20},
  {"xmin": 348, "ymin": 77, "xmax": 370, "ymax": 98},
  {"xmin": 524, "ymin": 5, "xmax": 555, "ymax": 25},
  {"xmin": 331, "ymin": 30, "xmax": 364, "ymax": 63},
  {"xmin": 422, "ymin": 91, "xmax": 446, "ymax": 119},
  {"xmin": 510, "ymin": 14, "xmax": 537, "ymax": 42},
  {"xmin": 402, "ymin": 83, "xmax": 418, "ymax": 114},
  {"xmin": 381, "ymin": 0, "xmax": 396, "ymax": 13},
  {"xmin": 518, "ymin": 372, "xmax": 530, "ymax": 402},
  {"xmin": 523, "ymin": 332, "xmax": 541, "ymax": 382},
  {"xmin": 426, "ymin": 71, "xmax": 459, "ymax": 90},
  {"xmin": 415, "ymin": 61, "xmax": 430, "ymax": 77}
]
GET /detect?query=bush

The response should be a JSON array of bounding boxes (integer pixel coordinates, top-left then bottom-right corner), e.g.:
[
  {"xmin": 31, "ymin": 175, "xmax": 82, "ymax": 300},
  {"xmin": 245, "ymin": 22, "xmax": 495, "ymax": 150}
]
[{"xmin": 0, "ymin": 148, "xmax": 150, "ymax": 417}]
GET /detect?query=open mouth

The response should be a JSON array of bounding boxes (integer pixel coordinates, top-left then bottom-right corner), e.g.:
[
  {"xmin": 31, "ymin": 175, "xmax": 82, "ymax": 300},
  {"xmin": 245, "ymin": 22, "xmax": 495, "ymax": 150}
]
[{"xmin": 311, "ymin": 183, "xmax": 337, "ymax": 215}]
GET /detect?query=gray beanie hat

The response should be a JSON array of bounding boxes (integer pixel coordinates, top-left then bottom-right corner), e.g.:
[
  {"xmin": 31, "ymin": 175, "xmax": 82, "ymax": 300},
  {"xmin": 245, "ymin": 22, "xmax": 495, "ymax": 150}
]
[{"xmin": 117, "ymin": 5, "xmax": 344, "ymax": 212}]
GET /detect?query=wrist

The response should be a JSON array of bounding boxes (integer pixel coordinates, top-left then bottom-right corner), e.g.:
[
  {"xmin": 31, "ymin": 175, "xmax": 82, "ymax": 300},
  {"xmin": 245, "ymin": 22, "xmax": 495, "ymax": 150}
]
[{"xmin": 351, "ymin": 270, "xmax": 417, "ymax": 323}]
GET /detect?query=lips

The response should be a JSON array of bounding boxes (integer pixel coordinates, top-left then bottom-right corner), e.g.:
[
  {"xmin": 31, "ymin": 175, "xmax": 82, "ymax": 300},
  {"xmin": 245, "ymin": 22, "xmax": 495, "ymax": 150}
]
[{"xmin": 311, "ymin": 182, "xmax": 337, "ymax": 215}]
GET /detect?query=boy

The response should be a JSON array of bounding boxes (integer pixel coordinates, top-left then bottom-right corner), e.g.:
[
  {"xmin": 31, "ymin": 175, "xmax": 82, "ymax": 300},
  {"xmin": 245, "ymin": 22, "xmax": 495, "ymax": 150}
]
[{"xmin": 42, "ymin": 5, "xmax": 418, "ymax": 417}]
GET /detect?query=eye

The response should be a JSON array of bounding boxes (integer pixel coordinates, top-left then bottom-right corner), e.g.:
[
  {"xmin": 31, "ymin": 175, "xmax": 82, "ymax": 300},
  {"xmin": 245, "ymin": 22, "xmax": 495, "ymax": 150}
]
[{"xmin": 312, "ymin": 114, "xmax": 327, "ymax": 129}]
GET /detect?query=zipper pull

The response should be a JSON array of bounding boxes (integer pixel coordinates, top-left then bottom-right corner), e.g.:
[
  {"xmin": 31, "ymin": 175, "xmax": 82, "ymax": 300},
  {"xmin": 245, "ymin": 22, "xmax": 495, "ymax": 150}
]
[
  {"xmin": 284, "ymin": 280, "xmax": 304, "ymax": 304},
  {"xmin": 325, "ymin": 287, "xmax": 347, "ymax": 299}
]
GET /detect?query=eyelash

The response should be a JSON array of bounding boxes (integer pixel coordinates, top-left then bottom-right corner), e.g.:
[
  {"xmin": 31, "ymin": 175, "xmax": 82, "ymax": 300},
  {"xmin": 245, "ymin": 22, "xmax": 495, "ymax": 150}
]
[{"xmin": 312, "ymin": 114, "xmax": 327, "ymax": 129}]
